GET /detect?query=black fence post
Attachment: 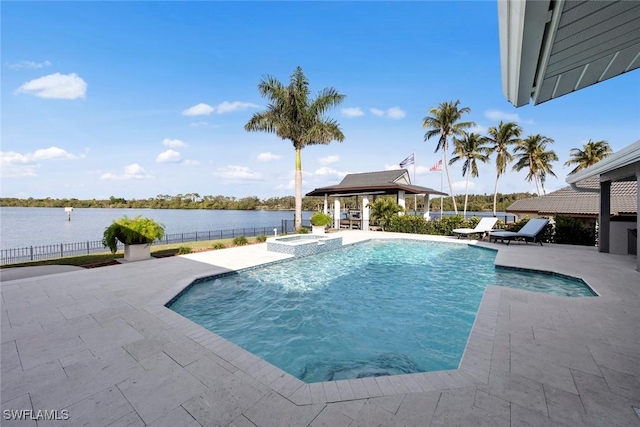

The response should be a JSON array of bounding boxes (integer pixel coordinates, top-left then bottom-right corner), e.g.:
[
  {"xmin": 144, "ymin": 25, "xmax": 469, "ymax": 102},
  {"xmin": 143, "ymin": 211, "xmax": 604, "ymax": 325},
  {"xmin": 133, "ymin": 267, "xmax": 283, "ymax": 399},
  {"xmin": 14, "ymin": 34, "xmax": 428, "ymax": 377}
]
[
  {"xmin": 87, "ymin": 241, "xmax": 90, "ymax": 255},
  {"xmin": 60, "ymin": 243, "xmax": 63, "ymax": 258},
  {"xmin": 30, "ymin": 246, "xmax": 34, "ymax": 261}
]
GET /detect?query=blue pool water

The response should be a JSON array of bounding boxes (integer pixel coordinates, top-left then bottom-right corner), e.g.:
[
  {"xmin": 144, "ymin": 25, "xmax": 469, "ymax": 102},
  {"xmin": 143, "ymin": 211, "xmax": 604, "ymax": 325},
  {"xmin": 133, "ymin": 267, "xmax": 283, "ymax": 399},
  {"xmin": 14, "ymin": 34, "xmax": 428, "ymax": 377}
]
[{"xmin": 169, "ymin": 239, "xmax": 594, "ymax": 383}]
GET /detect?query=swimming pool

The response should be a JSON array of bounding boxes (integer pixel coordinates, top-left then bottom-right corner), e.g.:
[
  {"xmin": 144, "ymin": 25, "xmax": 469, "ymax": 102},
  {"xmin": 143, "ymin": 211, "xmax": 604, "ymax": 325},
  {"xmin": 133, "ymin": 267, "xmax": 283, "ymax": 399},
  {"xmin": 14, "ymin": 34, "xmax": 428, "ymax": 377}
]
[{"xmin": 168, "ymin": 239, "xmax": 594, "ymax": 383}]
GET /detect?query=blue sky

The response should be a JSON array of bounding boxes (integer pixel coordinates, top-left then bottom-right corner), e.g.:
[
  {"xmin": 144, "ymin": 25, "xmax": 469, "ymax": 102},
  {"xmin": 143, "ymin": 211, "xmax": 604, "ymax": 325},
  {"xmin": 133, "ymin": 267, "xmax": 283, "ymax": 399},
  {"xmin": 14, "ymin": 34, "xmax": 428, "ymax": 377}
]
[{"xmin": 2, "ymin": 1, "xmax": 639, "ymax": 200}]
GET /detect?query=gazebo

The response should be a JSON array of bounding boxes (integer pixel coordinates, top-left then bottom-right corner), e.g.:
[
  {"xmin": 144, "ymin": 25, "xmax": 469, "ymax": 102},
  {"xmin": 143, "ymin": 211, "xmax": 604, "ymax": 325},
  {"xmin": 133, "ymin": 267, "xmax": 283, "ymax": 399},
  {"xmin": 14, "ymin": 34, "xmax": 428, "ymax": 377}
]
[{"xmin": 305, "ymin": 169, "xmax": 447, "ymax": 230}]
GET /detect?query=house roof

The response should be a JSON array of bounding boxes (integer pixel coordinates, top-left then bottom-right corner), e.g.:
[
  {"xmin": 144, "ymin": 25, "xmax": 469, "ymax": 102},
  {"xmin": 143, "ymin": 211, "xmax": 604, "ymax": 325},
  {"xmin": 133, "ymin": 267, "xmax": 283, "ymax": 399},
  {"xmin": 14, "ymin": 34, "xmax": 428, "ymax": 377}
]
[
  {"xmin": 305, "ymin": 169, "xmax": 448, "ymax": 197},
  {"xmin": 499, "ymin": 0, "xmax": 640, "ymax": 107},
  {"xmin": 507, "ymin": 176, "xmax": 637, "ymax": 216}
]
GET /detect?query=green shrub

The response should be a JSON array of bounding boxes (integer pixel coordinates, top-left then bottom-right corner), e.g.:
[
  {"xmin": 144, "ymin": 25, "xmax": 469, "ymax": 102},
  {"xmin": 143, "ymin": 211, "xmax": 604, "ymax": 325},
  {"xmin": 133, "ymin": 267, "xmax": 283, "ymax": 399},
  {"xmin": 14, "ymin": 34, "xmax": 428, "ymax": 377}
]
[
  {"xmin": 369, "ymin": 199, "xmax": 404, "ymax": 231},
  {"xmin": 256, "ymin": 234, "xmax": 267, "ymax": 242},
  {"xmin": 233, "ymin": 235, "xmax": 248, "ymax": 245},
  {"xmin": 177, "ymin": 246, "xmax": 192, "ymax": 254},
  {"xmin": 310, "ymin": 212, "xmax": 332, "ymax": 227},
  {"xmin": 297, "ymin": 227, "xmax": 310, "ymax": 234},
  {"xmin": 554, "ymin": 215, "xmax": 596, "ymax": 246},
  {"xmin": 387, "ymin": 214, "xmax": 468, "ymax": 236},
  {"xmin": 466, "ymin": 216, "xmax": 480, "ymax": 229},
  {"xmin": 212, "ymin": 242, "xmax": 226, "ymax": 250},
  {"xmin": 102, "ymin": 216, "xmax": 165, "ymax": 254}
]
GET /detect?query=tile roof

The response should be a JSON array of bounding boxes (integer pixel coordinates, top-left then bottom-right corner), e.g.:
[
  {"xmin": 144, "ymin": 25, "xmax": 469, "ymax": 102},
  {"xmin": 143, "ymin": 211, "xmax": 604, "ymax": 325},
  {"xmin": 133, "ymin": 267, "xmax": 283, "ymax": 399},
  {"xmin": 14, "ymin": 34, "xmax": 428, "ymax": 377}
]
[
  {"xmin": 337, "ymin": 169, "xmax": 407, "ymax": 187},
  {"xmin": 507, "ymin": 176, "xmax": 637, "ymax": 215},
  {"xmin": 306, "ymin": 169, "xmax": 447, "ymax": 197}
]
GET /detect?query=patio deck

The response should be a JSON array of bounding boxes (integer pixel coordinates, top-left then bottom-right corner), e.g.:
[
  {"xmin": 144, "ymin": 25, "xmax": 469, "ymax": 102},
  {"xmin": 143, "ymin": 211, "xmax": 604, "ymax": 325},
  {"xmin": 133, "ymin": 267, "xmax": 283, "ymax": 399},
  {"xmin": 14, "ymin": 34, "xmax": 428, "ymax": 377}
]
[{"xmin": 1, "ymin": 231, "xmax": 639, "ymax": 426}]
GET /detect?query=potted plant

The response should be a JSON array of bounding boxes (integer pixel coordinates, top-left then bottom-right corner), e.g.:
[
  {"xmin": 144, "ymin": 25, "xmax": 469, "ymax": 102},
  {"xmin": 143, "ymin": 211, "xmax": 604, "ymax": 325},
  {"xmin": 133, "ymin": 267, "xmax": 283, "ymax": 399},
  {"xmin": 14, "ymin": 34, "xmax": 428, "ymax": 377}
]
[
  {"xmin": 310, "ymin": 211, "xmax": 332, "ymax": 234},
  {"xmin": 102, "ymin": 216, "xmax": 165, "ymax": 261}
]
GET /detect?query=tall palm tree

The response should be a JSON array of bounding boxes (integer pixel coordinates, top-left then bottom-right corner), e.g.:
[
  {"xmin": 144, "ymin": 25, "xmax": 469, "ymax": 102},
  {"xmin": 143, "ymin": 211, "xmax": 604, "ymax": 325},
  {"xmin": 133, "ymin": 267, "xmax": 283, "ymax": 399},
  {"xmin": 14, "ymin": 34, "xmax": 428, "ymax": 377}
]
[
  {"xmin": 449, "ymin": 133, "xmax": 490, "ymax": 218},
  {"xmin": 537, "ymin": 148, "xmax": 559, "ymax": 195},
  {"xmin": 513, "ymin": 134, "xmax": 558, "ymax": 196},
  {"xmin": 245, "ymin": 66, "xmax": 345, "ymax": 229},
  {"xmin": 564, "ymin": 139, "xmax": 612, "ymax": 174},
  {"xmin": 486, "ymin": 121, "xmax": 522, "ymax": 216},
  {"xmin": 422, "ymin": 100, "xmax": 475, "ymax": 214}
]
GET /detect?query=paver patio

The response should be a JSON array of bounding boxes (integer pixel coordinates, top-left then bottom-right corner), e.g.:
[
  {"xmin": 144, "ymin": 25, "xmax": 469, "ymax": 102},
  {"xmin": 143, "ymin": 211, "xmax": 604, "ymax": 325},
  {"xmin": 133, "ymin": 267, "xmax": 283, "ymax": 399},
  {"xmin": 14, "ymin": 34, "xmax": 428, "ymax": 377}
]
[{"xmin": 1, "ymin": 231, "xmax": 639, "ymax": 426}]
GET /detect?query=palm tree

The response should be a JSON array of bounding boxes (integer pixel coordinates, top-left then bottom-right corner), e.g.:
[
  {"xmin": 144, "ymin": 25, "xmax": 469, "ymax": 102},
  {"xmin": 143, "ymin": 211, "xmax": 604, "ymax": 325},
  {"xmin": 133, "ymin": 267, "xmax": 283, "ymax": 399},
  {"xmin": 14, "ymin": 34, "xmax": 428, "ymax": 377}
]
[
  {"xmin": 245, "ymin": 66, "xmax": 345, "ymax": 229},
  {"xmin": 564, "ymin": 139, "xmax": 612, "ymax": 174},
  {"xmin": 422, "ymin": 100, "xmax": 475, "ymax": 214},
  {"xmin": 449, "ymin": 133, "xmax": 490, "ymax": 218},
  {"xmin": 513, "ymin": 134, "xmax": 558, "ymax": 195},
  {"xmin": 486, "ymin": 121, "xmax": 522, "ymax": 216},
  {"xmin": 369, "ymin": 198, "xmax": 403, "ymax": 231}
]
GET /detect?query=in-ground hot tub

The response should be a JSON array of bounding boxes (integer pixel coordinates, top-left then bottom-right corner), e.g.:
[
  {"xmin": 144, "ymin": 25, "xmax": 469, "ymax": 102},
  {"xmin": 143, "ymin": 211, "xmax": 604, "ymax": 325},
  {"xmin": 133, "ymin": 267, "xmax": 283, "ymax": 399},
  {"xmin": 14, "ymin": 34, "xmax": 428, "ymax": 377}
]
[{"xmin": 266, "ymin": 234, "xmax": 343, "ymax": 257}]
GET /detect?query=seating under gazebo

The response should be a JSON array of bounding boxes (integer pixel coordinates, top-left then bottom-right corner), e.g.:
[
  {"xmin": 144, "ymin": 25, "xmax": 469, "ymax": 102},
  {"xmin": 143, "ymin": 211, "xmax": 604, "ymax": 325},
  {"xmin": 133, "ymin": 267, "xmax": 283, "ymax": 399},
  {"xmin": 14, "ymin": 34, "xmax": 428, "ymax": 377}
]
[{"xmin": 305, "ymin": 169, "xmax": 447, "ymax": 230}]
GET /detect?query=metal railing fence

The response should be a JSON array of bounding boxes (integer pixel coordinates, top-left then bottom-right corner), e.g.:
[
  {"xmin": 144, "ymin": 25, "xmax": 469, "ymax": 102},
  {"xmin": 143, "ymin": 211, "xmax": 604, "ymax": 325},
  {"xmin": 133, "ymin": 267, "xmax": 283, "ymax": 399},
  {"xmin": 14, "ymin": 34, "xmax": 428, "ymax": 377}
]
[{"xmin": 1, "ymin": 221, "xmax": 299, "ymax": 266}]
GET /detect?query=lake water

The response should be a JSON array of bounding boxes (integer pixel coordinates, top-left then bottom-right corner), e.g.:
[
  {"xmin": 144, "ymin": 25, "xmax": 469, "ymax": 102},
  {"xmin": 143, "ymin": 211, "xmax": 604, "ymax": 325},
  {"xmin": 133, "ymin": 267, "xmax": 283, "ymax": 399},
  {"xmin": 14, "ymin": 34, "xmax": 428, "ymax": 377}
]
[
  {"xmin": 0, "ymin": 207, "xmax": 307, "ymax": 250},
  {"xmin": 0, "ymin": 207, "xmax": 515, "ymax": 250}
]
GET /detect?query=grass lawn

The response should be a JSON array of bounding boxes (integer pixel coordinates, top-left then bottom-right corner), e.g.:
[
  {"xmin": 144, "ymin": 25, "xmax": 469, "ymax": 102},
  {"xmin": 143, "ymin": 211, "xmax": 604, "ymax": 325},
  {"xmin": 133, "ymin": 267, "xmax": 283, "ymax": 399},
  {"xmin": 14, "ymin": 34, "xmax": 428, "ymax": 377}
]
[{"xmin": 1, "ymin": 236, "xmax": 267, "ymax": 269}]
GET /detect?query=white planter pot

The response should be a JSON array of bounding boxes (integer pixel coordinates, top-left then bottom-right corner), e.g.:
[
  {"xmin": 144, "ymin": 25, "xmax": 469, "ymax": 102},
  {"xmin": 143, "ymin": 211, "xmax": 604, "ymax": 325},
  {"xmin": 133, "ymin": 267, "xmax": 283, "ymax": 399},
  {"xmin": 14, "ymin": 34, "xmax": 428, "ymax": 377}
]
[
  {"xmin": 124, "ymin": 243, "xmax": 151, "ymax": 262},
  {"xmin": 312, "ymin": 225, "xmax": 326, "ymax": 235}
]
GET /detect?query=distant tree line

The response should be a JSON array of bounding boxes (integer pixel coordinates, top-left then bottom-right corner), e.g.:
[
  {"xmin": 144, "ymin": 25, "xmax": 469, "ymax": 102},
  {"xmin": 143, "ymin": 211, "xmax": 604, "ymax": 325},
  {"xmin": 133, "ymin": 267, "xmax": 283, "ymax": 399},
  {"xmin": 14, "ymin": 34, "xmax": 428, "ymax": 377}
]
[{"xmin": 1, "ymin": 192, "xmax": 536, "ymax": 212}]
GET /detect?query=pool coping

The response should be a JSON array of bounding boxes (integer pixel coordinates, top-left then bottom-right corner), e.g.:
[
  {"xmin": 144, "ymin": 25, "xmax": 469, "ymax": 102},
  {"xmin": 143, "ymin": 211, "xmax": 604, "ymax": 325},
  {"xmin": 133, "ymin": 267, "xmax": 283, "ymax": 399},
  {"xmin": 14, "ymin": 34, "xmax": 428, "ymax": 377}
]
[{"xmin": 144, "ymin": 233, "xmax": 584, "ymax": 404}]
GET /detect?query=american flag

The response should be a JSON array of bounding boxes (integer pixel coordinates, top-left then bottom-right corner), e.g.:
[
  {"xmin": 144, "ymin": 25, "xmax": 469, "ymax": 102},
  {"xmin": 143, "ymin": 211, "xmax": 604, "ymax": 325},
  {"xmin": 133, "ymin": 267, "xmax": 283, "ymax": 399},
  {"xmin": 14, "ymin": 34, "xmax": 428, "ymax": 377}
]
[
  {"xmin": 429, "ymin": 159, "xmax": 442, "ymax": 172},
  {"xmin": 399, "ymin": 153, "xmax": 415, "ymax": 168}
]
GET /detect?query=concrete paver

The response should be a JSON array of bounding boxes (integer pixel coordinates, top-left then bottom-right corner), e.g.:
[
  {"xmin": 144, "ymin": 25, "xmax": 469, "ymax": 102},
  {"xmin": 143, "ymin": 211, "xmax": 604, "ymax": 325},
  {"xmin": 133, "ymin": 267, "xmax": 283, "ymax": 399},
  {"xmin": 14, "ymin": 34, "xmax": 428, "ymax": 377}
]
[{"xmin": 1, "ymin": 231, "xmax": 639, "ymax": 426}]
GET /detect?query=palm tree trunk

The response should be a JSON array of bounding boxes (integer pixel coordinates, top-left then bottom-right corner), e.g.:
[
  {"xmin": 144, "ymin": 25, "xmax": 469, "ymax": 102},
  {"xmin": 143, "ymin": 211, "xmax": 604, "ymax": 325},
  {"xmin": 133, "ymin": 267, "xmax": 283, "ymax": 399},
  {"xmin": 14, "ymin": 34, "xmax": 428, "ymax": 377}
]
[
  {"xmin": 443, "ymin": 141, "xmax": 458, "ymax": 214},
  {"xmin": 534, "ymin": 176, "xmax": 541, "ymax": 196},
  {"xmin": 493, "ymin": 173, "xmax": 500, "ymax": 216},
  {"xmin": 294, "ymin": 147, "xmax": 303, "ymax": 230},
  {"xmin": 464, "ymin": 171, "xmax": 469, "ymax": 219}
]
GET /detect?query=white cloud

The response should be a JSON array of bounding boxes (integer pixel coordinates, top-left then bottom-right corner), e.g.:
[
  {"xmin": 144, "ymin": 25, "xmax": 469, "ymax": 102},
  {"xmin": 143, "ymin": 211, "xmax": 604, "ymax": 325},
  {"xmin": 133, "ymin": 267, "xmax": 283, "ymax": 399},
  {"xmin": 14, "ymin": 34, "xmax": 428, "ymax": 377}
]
[
  {"xmin": 484, "ymin": 109, "xmax": 533, "ymax": 124},
  {"xmin": 183, "ymin": 159, "xmax": 201, "ymax": 166},
  {"xmin": 341, "ymin": 107, "xmax": 364, "ymax": 118},
  {"xmin": 276, "ymin": 178, "xmax": 309, "ymax": 190},
  {"xmin": 188, "ymin": 121, "xmax": 208, "ymax": 127},
  {"xmin": 162, "ymin": 138, "xmax": 187, "ymax": 148},
  {"xmin": 319, "ymin": 155, "xmax": 340, "ymax": 165},
  {"xmin": 467, "ymin": 124, "xmax": 488, "ymax": 134},
  {"xmin": 9, "ymin": 60, "xmax": 52, "ymax": 69},
  {"xmin": 257, "ymin": 152, "xmax": 282, "ymax": 162},
  {"xmin": 182, "ymin": 103, "xmax": 214, "ymax": 116},
  {"xmin": 387, "ymin": 107, "xmax": 406, "ymax": 119},
  {"xmin": 156, "ymin": 149, "xmax": 181, "ymax": 163},
  {"xmin": 100, "ymin": 163, "xmax": 152, "ymax": 181},
  {"xmin": 314, "ymin": 167, "xmax": 349, "ymax": 178},
  {"xmin": 370, "ymin": 107, "xmax": 406, "ymax": 119},
  {"xmin": 1, "ymin": 146, "xmax": 81, "ymax": 177},
  {"xmin": 215, "ymin": 101, "xmax": 260, "ymax": 114},
  {"xmin": 213, "ymin": 165, "xmax": 262, "ymax": 183},
  {"xmin": 451, "ymin": 180, "xmax": 476, "ymax": 192},
  {"xmin": 15, "ymin": 73, "xmax": 87, "ymax": 100}
]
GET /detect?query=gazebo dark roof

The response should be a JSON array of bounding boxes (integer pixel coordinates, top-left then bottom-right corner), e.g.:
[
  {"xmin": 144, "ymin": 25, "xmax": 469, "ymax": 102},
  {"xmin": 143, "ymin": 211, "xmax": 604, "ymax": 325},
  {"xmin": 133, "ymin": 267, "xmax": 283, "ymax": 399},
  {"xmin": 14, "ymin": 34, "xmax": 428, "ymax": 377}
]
[
  {"xmin": 507, "ymin": 176, "xmax": 637, "ymax": 216},
  {"xmin": 305, "ymin": 169, "xmax": 447, "ymax": 197}
]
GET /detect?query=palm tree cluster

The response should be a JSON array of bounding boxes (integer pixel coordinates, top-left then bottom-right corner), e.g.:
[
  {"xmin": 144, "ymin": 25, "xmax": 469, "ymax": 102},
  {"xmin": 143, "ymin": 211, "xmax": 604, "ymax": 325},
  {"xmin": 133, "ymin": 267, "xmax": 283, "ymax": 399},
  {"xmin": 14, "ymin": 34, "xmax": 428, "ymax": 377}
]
[
  {"xmin": 422, "ymin": 101, "xmax": 611, "ymax": 218},
  {"xmin": 242, "ymin": 68, "xmax": 612, "ymax": 224}
]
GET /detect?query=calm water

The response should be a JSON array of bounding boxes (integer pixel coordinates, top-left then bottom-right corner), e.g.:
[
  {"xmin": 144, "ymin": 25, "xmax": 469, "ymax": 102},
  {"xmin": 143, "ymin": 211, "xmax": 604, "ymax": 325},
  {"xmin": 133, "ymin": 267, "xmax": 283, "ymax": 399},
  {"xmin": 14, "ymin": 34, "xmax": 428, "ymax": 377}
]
[
  {"xmin": 169, "ymin": 240, "xmax": 594, "ymax": 383},
  {"xmin": 0, "ymin": 207, "xmax": 309, "ymax": 249}
]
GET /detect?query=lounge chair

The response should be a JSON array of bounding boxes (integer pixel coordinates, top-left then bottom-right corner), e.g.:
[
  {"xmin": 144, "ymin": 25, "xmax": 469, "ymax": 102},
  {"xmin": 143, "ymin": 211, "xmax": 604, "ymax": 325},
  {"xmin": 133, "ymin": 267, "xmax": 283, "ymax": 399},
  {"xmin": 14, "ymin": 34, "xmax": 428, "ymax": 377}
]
[
  {"xmin": 452, "ymin": 217, "xmax": 499, "ymax": 240},
  {"xmin": 489, "ymin": 218, "xmax": 549, "ymax": 246}
]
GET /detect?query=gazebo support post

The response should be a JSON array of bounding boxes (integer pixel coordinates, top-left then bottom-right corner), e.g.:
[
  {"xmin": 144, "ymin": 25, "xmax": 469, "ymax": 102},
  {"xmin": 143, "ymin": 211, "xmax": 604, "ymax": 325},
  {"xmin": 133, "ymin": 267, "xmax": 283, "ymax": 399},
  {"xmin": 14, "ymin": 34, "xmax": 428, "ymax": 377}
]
[
  {"xmin": 323, "ymin": 194, "xmax": 328, "ymax": 215},
  {"xmin": 362, "ymin": 195, "xmax": 370, "ymax": 231},
  {"xmin": 334, "ymin": 198, "xmax": 341, "ymax": 230},
  {"xmin": 424, "ymin": 194, "xmax": 431, "ymax": 221},
  {"xmin": 398, "ymin": 190, "xmax": 406, "ymax": 215}
]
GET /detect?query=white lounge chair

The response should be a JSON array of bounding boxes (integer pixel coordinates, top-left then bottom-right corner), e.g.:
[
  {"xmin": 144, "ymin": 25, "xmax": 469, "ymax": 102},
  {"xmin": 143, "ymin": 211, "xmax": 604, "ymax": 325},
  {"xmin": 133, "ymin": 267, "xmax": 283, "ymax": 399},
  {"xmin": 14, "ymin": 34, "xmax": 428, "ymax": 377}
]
[
  {"xmin": 489, "ymin": 218, "xmax": 549, "ymax": 246},
  {"xmin": 452, "ymin": 217, "xmax": 499, "ymax": 240}
]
